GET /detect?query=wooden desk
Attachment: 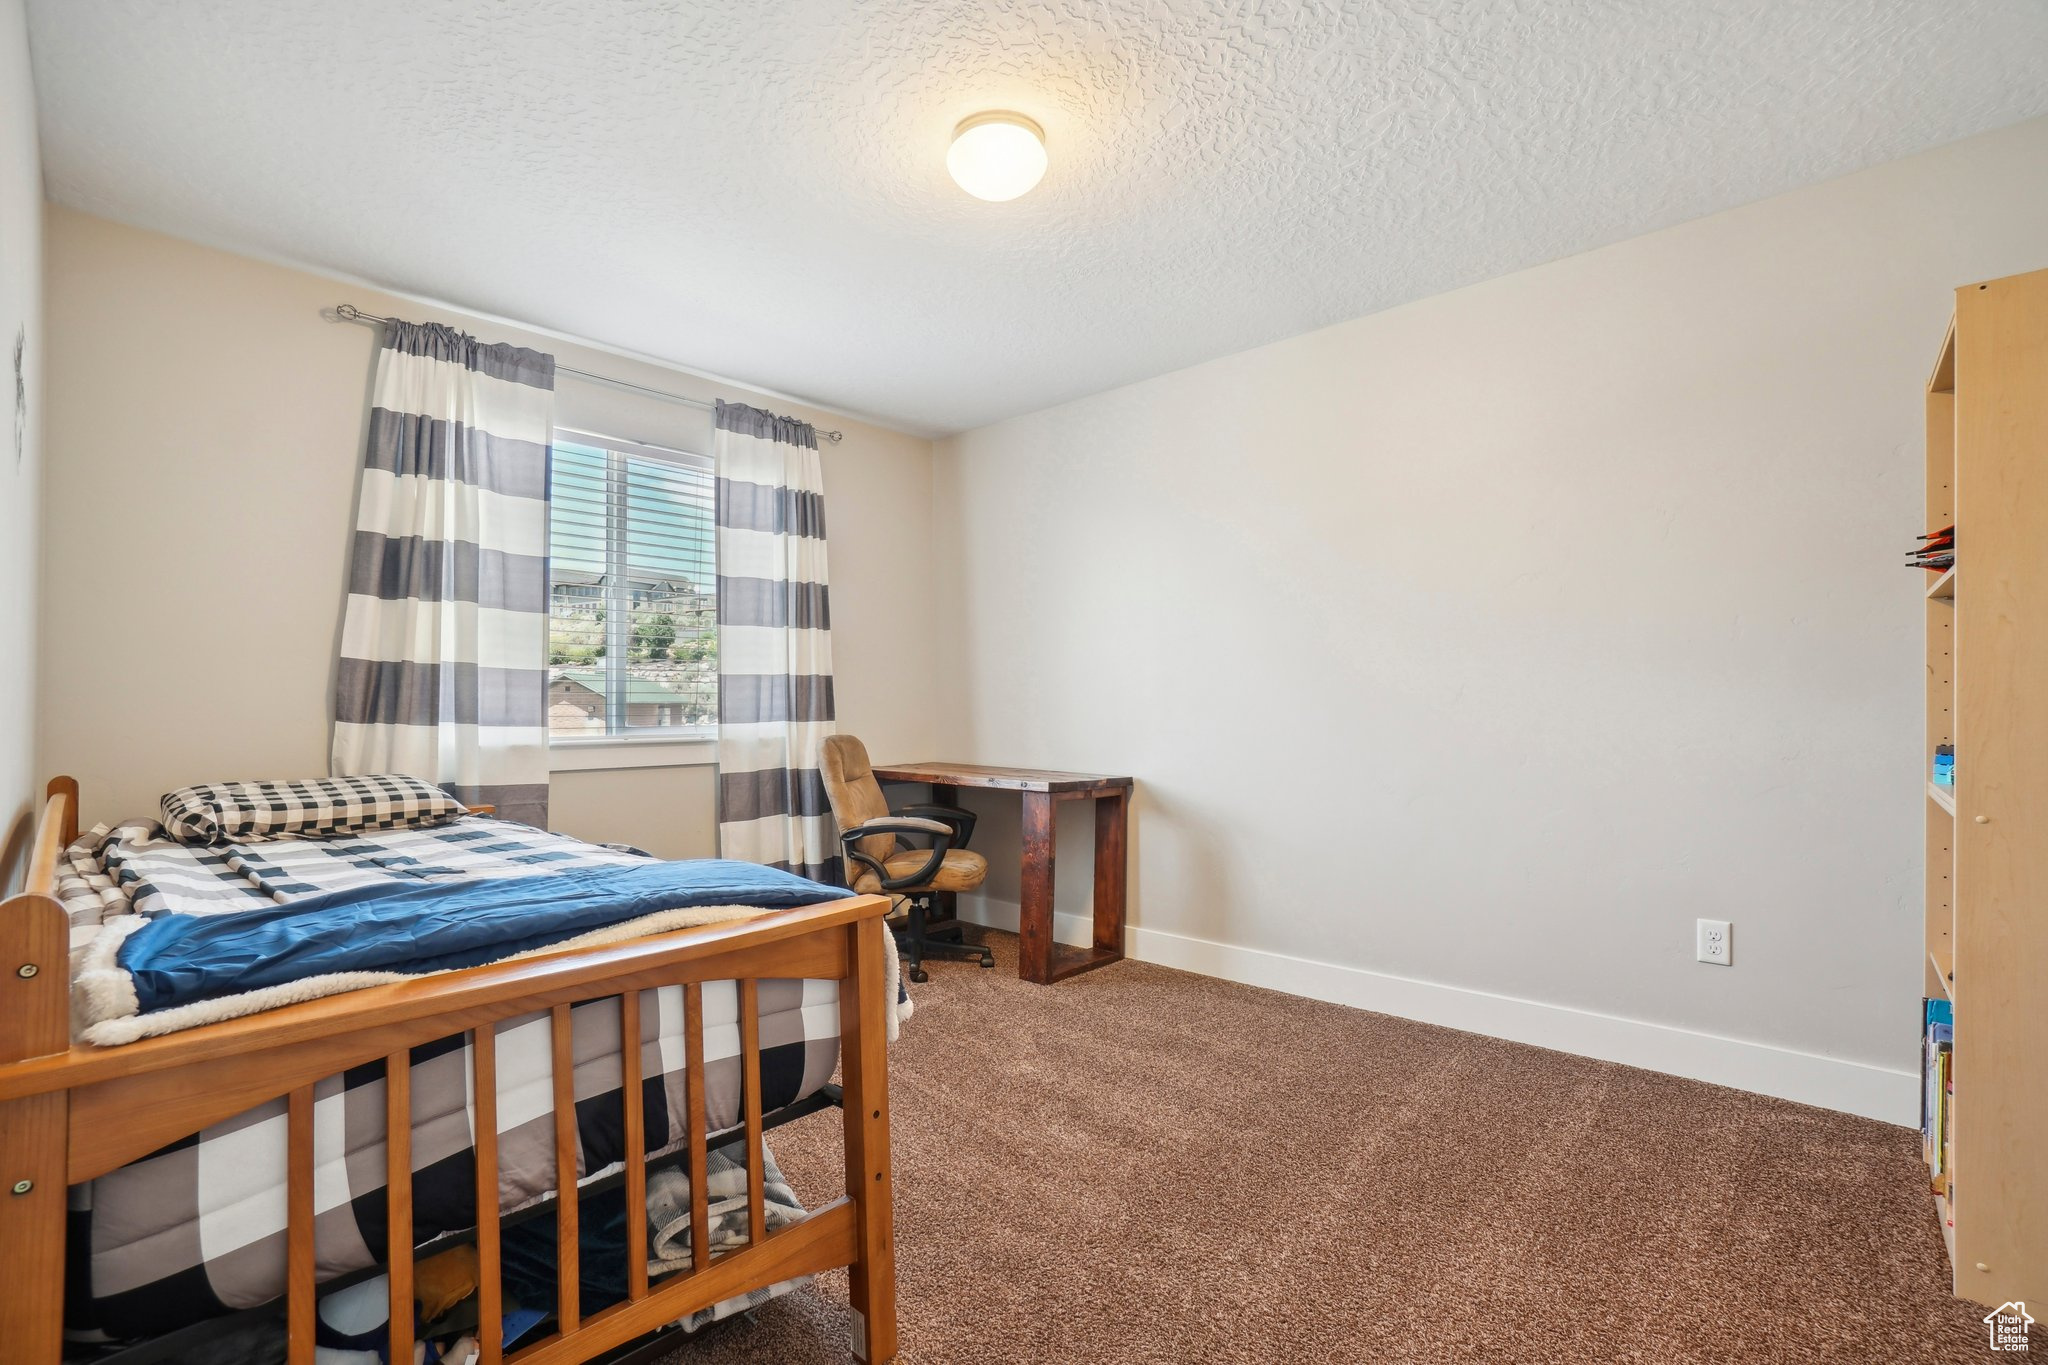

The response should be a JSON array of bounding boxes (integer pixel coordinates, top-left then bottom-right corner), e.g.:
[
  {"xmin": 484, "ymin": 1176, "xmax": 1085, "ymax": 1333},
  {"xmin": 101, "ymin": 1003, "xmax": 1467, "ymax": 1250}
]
[{"xmin": 872, "ymin": 763, "xmax": 1132, "ymax": 985}]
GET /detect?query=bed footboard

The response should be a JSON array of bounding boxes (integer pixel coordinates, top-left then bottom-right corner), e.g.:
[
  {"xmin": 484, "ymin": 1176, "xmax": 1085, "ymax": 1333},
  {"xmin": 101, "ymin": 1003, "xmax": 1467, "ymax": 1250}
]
[{"xmin": 0, "ymin": 777, "xmax": 899, "ymax": 1365}]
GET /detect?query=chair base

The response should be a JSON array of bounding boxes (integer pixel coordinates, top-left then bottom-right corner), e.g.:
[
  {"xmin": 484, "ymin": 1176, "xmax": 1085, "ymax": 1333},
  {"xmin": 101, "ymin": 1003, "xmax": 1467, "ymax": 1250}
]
[{"xmin": 892, "ymin": 894, "xmax": 995, "ymax": 983}]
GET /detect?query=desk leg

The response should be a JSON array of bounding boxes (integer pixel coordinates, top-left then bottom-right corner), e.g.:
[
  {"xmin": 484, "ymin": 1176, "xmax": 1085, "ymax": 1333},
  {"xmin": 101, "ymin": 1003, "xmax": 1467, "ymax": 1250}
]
[
  {"xmin": 932, "ymin": 784, "xmax": 961, "ymax": 940},
  {"xmin": 1092, "ymin": 789, "xmax": 1128, "ymax": 959},
  {"xmin": 1019, "ymin": 791, "xmax": 1056, "ymax": 984}
]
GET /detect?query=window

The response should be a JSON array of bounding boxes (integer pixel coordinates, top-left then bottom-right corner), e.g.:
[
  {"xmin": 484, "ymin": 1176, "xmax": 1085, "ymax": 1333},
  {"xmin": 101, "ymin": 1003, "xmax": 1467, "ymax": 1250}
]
[{"xmin": 547, "ymin": 429, "xmax": 717, "ymax": 741}]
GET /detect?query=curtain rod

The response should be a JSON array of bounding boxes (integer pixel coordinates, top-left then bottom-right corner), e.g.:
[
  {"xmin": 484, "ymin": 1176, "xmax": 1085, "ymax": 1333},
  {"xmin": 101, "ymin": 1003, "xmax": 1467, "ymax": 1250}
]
[{"xmin": 324, "ymin": 303, "xmax": 843, "ymax": 443}]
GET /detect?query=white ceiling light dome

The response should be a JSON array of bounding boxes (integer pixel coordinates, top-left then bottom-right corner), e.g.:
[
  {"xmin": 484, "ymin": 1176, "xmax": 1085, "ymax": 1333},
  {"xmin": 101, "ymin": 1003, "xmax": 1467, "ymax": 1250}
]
[{"xmin": 947, "ymin": 112, "xmax": 1047, "ymax": 202}]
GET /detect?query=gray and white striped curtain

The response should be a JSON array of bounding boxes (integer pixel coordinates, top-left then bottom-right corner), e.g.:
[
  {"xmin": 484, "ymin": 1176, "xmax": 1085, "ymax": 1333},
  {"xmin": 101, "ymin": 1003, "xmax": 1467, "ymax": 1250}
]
[
  {"xmin": 714, "ymin": 400, "xmax": 837, "ymax": 882},
  {"xmin": 332, "ymin": 320, "xmax": 557, "ymax": 828}
]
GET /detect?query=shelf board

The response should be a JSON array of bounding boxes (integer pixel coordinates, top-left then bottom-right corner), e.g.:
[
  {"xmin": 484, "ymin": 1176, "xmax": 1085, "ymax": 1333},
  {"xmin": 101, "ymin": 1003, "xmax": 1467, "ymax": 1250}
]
[
  {"xmin": 1926, "ymin": 567, "xmax": 1956, "ymax": 600},
  {"xmin": 1935, "ymin": 1191, "xmax": 1957, "ymax": 1270},
  {"xmin": 1929, "ymin": 317, "xmax": 1956, "ymax": 394},
  {"xmin": 1929, "ymin": 782, "xmax": 1957, "ymax": 816},
  {"xmin": 1930, "ymin": 949, "xmax": 1953, "ymax": 1000}
]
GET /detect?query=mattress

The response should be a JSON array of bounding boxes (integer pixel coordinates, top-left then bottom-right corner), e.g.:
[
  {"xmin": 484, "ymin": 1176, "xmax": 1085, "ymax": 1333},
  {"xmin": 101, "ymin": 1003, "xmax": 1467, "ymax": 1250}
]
[{"xmin": 53, "ymin": 818, "xmax": 846, "ymax": 1341}]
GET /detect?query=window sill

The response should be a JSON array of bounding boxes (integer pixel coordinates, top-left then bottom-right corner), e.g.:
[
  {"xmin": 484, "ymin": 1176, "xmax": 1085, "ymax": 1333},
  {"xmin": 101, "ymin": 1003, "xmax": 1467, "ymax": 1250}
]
[{"xmin": 549, "ymin": 737, "xmax": 717, "ymax": 772}]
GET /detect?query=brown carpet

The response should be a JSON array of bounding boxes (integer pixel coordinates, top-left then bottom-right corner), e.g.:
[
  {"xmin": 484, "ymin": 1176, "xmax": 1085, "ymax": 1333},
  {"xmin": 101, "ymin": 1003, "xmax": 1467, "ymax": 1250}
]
[{"xmin": 666, "ymin": 931, "xmax": 1983, "ymax": 1364}]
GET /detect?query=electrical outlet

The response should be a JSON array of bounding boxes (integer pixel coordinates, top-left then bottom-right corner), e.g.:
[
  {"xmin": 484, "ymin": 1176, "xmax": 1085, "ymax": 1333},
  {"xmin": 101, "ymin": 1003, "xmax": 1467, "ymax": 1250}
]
[{"xmin": 1696, "ymin": 918, "xmax": 1732, "ymax": 966}]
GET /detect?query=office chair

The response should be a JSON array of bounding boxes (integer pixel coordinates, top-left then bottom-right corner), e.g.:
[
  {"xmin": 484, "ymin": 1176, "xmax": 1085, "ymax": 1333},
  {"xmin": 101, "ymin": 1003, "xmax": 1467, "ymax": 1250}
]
[{"xmin": 820, "ymin": 734, "xmax": 994, "ymax": 983}]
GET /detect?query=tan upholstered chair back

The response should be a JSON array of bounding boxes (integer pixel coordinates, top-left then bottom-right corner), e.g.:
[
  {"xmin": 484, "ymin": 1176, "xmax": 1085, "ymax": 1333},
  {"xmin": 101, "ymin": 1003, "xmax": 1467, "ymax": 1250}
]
[{"xmin": 819, "ymin": 734, "xmax": 896, "ymax": 864}]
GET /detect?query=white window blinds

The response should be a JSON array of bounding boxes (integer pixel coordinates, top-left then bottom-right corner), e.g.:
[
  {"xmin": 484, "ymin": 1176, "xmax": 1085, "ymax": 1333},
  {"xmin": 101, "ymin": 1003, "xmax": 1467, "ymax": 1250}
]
[{"xmin": 547, "ymin": 430, "xmax": 717, "ymax": 740}]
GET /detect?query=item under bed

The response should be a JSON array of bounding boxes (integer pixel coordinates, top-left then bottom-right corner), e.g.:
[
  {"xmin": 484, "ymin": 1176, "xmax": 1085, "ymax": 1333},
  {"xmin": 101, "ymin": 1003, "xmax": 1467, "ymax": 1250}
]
[{"xmin": 68, "ymin": 978, "xmax": 840, "ymax": 1340}]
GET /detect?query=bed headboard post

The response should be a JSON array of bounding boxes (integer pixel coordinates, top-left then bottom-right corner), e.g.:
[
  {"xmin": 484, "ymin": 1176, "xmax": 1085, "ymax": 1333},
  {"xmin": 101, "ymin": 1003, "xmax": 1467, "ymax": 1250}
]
[
  {"xmin": 46, "ymin": 776, "xmax": 78, "ymax": 849},
  {"xmin": 0, "ymin": 778, "xmax": 76, "ymax": 1358},
  {"xmin": 2, "ymin": 778, "xmax": 72, "ymax": 1062}
]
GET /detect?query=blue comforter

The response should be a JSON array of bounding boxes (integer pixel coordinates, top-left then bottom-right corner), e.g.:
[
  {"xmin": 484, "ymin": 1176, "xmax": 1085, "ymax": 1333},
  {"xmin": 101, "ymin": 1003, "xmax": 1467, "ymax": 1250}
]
[{"xmin": 118, "ymin": 859, "xmax": 847, "ymax": 1015}]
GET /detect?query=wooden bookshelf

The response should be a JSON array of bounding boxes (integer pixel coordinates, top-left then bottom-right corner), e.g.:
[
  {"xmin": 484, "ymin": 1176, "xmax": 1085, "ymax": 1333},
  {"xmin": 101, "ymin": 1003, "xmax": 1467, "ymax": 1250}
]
[{"xmin": 1922, "ymin": 267, "xmax": 2048, "ymax": 1311}]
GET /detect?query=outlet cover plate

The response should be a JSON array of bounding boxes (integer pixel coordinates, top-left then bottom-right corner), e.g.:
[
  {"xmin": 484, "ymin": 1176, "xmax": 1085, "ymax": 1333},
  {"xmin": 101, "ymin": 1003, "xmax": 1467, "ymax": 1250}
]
[{"xmin": 1697, "ymin": 918, "xmax": 1732, "ymax": 966}]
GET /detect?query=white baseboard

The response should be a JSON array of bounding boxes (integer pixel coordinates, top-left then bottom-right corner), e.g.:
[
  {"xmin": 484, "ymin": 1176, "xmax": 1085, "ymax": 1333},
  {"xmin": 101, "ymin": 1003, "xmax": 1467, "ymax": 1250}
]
[{"xmin": 954, "ymin": 898, "xmax": 1918, "ymax": 1127}]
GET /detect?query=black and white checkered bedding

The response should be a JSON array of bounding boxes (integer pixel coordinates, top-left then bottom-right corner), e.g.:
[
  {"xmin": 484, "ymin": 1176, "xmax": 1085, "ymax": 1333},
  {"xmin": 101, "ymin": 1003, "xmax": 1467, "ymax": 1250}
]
[
  {"xmin": 56, "ymin": 818, "xmax": 846, "ymax": 1342},
  {"xmin": 159, "ymin": 772, "xmax": 469, "ymax": 844},
  {"xmin": 57, "ymin": 814, "xmax": 649, "ymax": 941}
]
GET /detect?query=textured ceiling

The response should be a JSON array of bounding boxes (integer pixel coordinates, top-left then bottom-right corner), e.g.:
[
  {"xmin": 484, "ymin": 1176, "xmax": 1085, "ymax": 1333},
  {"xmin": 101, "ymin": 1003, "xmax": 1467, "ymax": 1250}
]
[{"xmin": 25, "ymin": 1, "xmax": 2048, "ymax": 436}]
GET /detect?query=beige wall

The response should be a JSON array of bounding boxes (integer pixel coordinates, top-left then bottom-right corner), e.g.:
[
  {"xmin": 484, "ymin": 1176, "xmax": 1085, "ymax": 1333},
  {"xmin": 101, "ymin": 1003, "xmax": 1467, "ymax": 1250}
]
[
  {"xmin": 38, "ymin": 207, "xmax": 941, "ymax": 856},
  {"xmin": 933, "ymin": 116, "xmax": 2048, "ymax": 1119},
  {"xmin": 0, "ymin": 0, "xmax": 42, "ymax": 891}
]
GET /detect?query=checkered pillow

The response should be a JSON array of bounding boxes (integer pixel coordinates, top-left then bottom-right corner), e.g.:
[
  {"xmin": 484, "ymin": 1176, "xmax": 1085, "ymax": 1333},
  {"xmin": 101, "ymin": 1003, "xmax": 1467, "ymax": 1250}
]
[{"xmin": 160, "ymin": 774, "xmax": 468, "ymax": 845}]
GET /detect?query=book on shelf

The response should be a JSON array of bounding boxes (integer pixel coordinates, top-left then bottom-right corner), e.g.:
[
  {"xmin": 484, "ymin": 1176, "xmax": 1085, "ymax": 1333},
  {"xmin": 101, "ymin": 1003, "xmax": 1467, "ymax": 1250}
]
[
  {"xmin": 1923, "ymin": 997, "xmax": 1954, "ymax": 1197},
  {"xmin": 1908, "ymin": 524, "xmax": 1955, "ymax": 572}
]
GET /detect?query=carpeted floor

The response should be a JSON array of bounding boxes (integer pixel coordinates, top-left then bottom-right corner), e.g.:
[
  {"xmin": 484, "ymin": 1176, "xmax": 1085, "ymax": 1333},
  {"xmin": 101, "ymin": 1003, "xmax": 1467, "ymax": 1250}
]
[{"xmin": 665, "ymin": 931, "xmax": 1984, "ymax": 1364}]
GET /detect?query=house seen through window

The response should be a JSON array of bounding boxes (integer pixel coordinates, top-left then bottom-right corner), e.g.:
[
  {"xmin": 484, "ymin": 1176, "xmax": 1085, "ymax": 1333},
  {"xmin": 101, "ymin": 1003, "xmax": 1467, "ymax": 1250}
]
[{"xmin": 547, "ymin": 430, "xmax": 717, "ymax": 739}]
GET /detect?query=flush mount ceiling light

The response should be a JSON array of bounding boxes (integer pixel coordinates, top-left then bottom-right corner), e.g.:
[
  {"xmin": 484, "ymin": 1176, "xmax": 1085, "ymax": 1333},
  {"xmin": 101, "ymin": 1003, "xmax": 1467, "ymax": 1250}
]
[{"xmin": 947, "ymin": 112, "xmax": 1047, "ymax": 202}]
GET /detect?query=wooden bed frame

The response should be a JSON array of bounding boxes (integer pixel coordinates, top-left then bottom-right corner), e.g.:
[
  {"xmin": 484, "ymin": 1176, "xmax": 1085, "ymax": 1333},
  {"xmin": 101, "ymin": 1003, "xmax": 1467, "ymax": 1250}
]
[{"xmin": 0, "ymin": 778, "xmax": 899, "ymax": 1364}]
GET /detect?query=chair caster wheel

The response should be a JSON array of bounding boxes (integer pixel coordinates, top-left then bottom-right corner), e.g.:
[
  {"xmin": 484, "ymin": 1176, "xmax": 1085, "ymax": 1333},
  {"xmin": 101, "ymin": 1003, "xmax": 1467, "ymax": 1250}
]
[
  {"xmin": 978, "ymin": 955, "xmax": 995, "ymax": 969},
  {"xmin": 910, "ymin": 968, "xmax": 929, "ymax": 984}
]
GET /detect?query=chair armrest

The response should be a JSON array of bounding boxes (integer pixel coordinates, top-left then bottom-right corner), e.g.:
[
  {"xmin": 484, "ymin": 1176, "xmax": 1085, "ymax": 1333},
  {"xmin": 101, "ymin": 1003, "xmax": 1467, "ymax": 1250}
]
[
  {"xmin": 851, "ymin": 815, "xmax": 951, "ymax": 837},
  {"xmin": 893, "ymin": 802, "xmax": 978, "ymax": 849},
  {"xmin": 838, "ymin": 821, "xmax": 953, "ymax": 891}
]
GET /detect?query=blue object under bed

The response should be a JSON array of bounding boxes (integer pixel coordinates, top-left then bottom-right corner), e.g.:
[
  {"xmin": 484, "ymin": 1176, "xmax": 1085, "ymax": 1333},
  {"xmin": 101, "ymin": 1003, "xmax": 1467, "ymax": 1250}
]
[{"xmin": 117, "ymin": 859, "xmax": 846, "ymax": 1015}]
